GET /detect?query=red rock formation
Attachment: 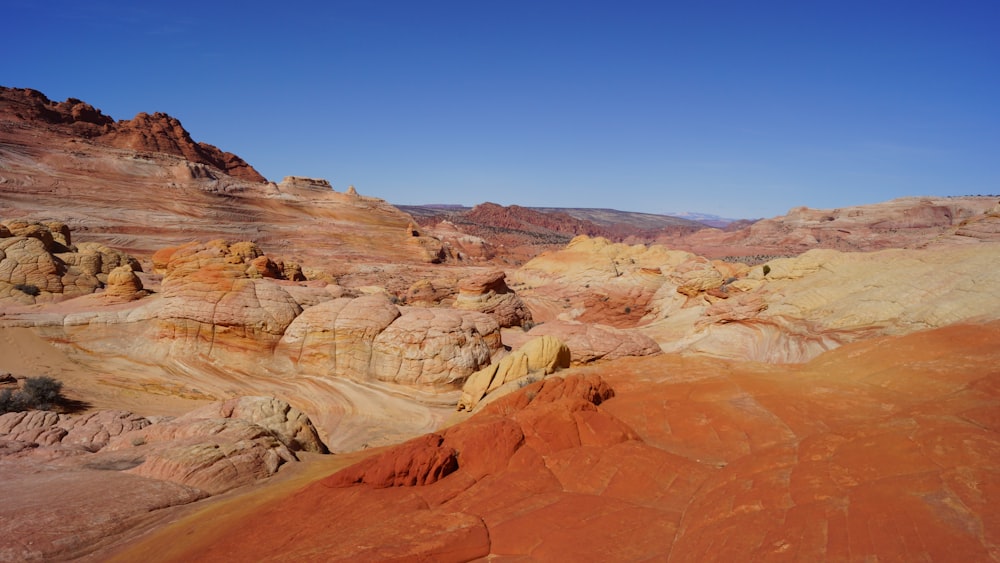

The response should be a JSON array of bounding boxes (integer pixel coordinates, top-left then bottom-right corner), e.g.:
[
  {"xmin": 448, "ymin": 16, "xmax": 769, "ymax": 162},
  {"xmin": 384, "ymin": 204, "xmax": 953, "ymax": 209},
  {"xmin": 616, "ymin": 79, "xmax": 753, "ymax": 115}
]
[
  {"xmin": 0, "ymin": 86, "xmax": 265, "ymax": 182},
  {"xmin": 128, "ymin": 322, "xmax": 1000, "ymax": 561},
  {"xmin": 99, "ymin": 112, "xmax": 265, "ymax": 182}
]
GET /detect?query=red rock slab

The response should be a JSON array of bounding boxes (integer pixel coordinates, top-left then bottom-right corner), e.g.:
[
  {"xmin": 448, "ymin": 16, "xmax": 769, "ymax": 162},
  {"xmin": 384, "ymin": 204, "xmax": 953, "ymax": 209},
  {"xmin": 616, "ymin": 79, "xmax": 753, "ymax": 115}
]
[
  {"xmin": 177, "ymin": 485, "xmax": 490, "ymax": 562},
  {"xmin": 114, "ymin": 321, "xmax": 1000, "ymax": 561},
  {"xmin": 486, "ymin": 492, "xmax": 678, "ymax": 561}
]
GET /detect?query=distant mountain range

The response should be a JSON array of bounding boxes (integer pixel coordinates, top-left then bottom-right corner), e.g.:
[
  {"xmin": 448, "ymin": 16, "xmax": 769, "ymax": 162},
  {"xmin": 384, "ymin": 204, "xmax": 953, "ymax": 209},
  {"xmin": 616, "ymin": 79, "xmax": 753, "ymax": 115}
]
[
  {"xmin": 400, "ymin": 204, "xmax": 735, "ymax": 230},
  {"xmin": 660, "ymin": 211, "xmax": 743, "ymax": 227}
]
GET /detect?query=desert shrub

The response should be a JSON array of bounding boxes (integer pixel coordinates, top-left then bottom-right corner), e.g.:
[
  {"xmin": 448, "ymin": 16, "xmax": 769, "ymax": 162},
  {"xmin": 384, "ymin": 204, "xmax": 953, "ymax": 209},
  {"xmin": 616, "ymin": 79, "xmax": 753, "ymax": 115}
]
[
  {"xmin": 13, "ymin": 283, "xmax": 40, "ymax": 296},
  {"xmin": 624, "ymin": 306, "xmax": 632, "ymax": 314},
  {"xmin": 0, "ymin": 376, "xmax": 64, "ymax": 412},
  {"xmin": 21, "ymin": 376, "xmax": 63, "ymax": 409},
  {"xmin": 0, "ymin": 388, "xmax": 26, "ymax": 413},
  {"xmin": 762, "ymin": 264, "xmax": 771, "ymax": 276}
]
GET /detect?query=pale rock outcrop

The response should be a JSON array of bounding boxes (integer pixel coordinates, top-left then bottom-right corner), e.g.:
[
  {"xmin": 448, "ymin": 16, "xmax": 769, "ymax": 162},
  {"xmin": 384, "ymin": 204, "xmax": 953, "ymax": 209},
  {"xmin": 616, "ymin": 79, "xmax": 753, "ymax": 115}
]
[
  {"xmin": 0, "ymin": 409, "xmax": 151, "ymax": 453},
  {"xmin": 406, "ymin": 233, "xmax": 446, "ymax": 263},
  {"xmin": 171, "ymin": 396, "xmax": 328, "ymax": 454},
  {"xmin": 511, "ymin": 236, "xmax": 695, "ymax": 327},
  {"xmin": 0, "ymin": 399, "xmax": 326, "ymax": 496},
  {"xmin": 72, "ymin": 242, "xmax": 142, "ymax": 279},
  {"xmin": 155, "ymin": 240, "xmax": 304, "ymax": 353},
  {"xmin": 453, "ymin": 270, "xmax": 532, "ymax": 328},
  {"xmin": 643, "ymin": 243, "xmax": 1000, "ymax": 363},
  {"xmin": 277, "ymin": 294, "xmax": 502, "ymax": 389},
  {"xmin": 457, "ymin": 335, "xmax": 571, "ymax": 412},
  {"xmin": 524, "ymin": 320, "xmax": 661, "ymax": 364},
  {"xmin": 428, "ymin": 220, "xmax": 496, "ymax": 261},
  {"xmin": 103, "ymin": 397, "xmax": 327, "ymax": 494},
  {"xmin": 405, "ymin": 278, "xmax": 458, "ymax": 306},
  {"xmin": 671, "ymin": 256, "xmax": 725, "ymax": 297},
  {"xmin": 0, "ymin": 236, "xmax": 67, "ymax": 304}
]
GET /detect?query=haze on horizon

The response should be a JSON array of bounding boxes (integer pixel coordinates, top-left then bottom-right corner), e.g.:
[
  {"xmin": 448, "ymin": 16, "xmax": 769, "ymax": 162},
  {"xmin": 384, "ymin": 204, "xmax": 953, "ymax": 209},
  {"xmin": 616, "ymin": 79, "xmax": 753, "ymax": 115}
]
[{"xmin": 4, "ymin": 1, "xmax": 998, "ymax": 219}]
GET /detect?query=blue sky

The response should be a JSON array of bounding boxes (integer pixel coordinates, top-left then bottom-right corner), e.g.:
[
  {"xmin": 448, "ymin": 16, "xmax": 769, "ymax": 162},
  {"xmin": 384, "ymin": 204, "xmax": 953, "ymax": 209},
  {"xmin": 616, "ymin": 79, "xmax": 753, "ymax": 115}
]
[{"xmin": 4, "ymin": 1, "xmax": 998, "ymax": 218}]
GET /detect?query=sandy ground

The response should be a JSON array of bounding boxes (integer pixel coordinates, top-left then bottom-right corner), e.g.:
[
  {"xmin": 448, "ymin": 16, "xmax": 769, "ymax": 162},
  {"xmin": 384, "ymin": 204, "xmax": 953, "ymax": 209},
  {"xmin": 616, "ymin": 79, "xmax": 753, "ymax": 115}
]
[{"xmin": 0, "ymin": 325, "xmax": 208, "ymax": 417}]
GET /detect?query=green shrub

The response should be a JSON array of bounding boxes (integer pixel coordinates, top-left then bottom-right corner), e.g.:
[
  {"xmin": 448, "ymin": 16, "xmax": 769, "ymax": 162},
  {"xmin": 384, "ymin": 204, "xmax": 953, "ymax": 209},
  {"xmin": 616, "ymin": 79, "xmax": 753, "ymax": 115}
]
[{"xmin": 762, "ymin": 264, "xmax": 771, "ymax": 276}]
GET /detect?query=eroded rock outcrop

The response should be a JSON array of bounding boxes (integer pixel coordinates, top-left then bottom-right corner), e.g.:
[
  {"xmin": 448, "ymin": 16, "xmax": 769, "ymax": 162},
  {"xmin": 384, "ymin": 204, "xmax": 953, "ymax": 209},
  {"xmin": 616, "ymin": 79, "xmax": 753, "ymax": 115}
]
[
  {"xmin": 457, "ymin": 335, "xmax": 571, "ymax": 412},
  {"xmin": 524, "ymin": 320, "xmax": 661, "ymax": 364},
  {"xmin": 453, "ymin": 270, "xmax": 532, "ymax": 328},
  {"xmin": 155, "ymin": 240, "xmax": 304, "ymax": 353},
  {"xmin": 276, "ymin": 294, "xmax": 503, "ymax": 389},
  {"xmin": 0, "ymin": 397, "xmax": 325, "ymax": 496},
  {"xmin": 643, "ymin": 243, "xmax": 1000, "ymax": 362},
  {"xmin": 511, "ymin": 236, "xmax": 696, "ymax": 327},
  {"xmin": 0, "ymin": 220, "xmax": 142, "ymax": 305},
  {"xmin": 327, "ymin": 373, "xmax": 618, "ymax": 489},
  {"xmin": 0, "ymin": 87, "xmax": 266, "ymax": 182}
]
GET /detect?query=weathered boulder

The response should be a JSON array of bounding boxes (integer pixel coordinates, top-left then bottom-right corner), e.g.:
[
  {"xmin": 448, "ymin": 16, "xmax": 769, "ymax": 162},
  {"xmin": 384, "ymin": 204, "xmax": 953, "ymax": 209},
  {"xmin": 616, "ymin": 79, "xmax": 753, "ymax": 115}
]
[
  {"xmin": 670, "ymin": 256, "xmax": 725, "ymax": 297},
  {"xmin": 175, "ymin": 396, "xmax": 328, "ymax": 454},
  {"xmin": 277, "ymin": 294, "xmax": 502, "ymax": 389},
  {"xmin": 104, "ymin": 264, "xmax": 144, "ymax": 302},
  {"xmin": 453, "ymin": 270, "xmax": 532, "ymax": 328},
  {"xmin": 405, "ymin": 277, "xmax": 458, "ymax": 306},
  {"xmin": 458, "ymin": 335, "xmax": 571, "ymax": 412}
]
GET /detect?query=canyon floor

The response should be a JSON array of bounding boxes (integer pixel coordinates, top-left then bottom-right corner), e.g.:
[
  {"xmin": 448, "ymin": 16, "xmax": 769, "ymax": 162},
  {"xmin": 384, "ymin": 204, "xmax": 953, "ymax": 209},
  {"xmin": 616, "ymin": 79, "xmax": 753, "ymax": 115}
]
[{"xmin": 2, "ymin": 87, "xmax": 998, "ymax": 561}]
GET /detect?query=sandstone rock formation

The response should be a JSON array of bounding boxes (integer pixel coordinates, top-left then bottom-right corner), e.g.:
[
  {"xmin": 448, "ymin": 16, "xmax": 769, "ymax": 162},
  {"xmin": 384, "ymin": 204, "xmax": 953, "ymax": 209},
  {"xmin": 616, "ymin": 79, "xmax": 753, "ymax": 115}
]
[
  {"xmin": 155, "ymin": 240, "xmax": 304, "ymax": 354},
  {"xmin": 510, "ymin": 235, "xmax": 700, "ymax": 327},
  {"xmin": 664, "ymin": 196, "xmax": 1000, "ymax": 257},
  {"xmin": 642, "ymin": 242, "xmax": 1000, "ymax": 362},
  {"xmin": 457, "ymin": 335, "xmax": 571, "ymax": 412},
  {"xmin": 0, "ymin": 396, "xmax": 326, "ymax": 561},
  {"xmin": 104, "ymin": 264, "xmax": 145, "ymax": 302},
  {"xmin": 119, "ymin": 322, "xmax": 1000, "ymax": 562},
  {"xmin": 453, "ymin": 270, "xmax": 532, "ymax": 328},
  {"xmin": 0, "ymin": 87, "xmax": 265, "ymax": 182},
  {"xmin": 326, "ymin": 373, "xmax": 618, "ymax": 490},
  {"xmin": 276, "ymin": 294, "xmax": 503, "ymax": 389},
  {"xmin": 404, "ymin": 277, "xmax": 458, "ymax": 306},
  {"xmin": 524, "ymin": 320, "xmax": 661, "ymax": 364},
  {"xmin": 0, "ymin": 220, "xmax": 142, "ymax": 305}
]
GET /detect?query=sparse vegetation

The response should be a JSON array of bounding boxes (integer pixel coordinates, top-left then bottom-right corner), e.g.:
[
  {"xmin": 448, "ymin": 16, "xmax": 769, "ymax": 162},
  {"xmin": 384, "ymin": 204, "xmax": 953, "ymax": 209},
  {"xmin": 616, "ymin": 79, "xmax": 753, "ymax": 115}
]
[
  {"xmin": 762, "ymin": 264, "xmax": 771, "ymax": 276},
  {"xmin": 0, "ymin": 375, "xmax": 65, "ymax": 413}
]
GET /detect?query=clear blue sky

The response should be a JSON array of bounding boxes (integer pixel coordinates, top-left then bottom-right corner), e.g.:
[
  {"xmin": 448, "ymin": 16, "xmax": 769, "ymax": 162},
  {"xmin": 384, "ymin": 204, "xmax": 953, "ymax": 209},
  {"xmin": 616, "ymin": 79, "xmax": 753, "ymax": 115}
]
[{"xmin": 4, "ymin": 1, "xmax": 998, "ymax": 218}]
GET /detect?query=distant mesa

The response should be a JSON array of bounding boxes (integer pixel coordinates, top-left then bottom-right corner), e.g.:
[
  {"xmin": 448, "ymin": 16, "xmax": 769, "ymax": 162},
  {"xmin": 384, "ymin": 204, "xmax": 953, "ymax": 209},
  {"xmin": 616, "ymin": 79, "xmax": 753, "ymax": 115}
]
[{"xmin": 0, "ymin": 86, "xmax": 266, "ymax": 183}]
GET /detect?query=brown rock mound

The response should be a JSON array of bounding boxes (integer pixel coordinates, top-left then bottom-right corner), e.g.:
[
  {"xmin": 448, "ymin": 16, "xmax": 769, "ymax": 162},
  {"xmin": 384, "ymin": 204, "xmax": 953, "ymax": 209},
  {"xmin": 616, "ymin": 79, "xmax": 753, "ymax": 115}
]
[{"xmin": 453, "ymin": 270, "xmax": 532, "ymax": 328}]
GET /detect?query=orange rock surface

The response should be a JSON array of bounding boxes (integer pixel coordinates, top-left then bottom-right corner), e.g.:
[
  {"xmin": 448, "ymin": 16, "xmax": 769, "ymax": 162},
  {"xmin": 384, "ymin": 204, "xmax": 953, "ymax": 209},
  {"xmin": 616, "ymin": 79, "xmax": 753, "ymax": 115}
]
[{"xmin": 114, "ymin": 322, "xmax": 1000, "ymax": 561}]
